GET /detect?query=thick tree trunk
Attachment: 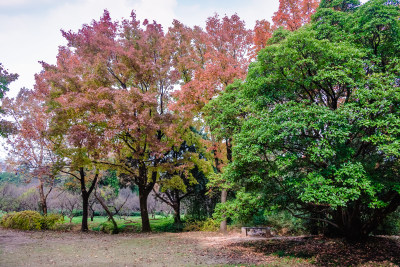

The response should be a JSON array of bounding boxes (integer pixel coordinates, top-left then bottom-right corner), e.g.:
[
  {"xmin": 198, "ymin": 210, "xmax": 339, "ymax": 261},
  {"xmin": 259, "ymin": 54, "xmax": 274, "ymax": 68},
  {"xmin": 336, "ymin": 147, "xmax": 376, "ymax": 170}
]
[
  {"xmin": 38, "ymin": 181, "xmax": 48, "ymax": 215},
  {"xmin": 326, "ymin": 193, "xmax": 400, "ymax": 241},
  {"xmin": 81, "ymin": 191, "xmax": 89, "ymax": 232},
  {"xmin": 173, "ymin": 201, "xmax": 183, "ymax": 230},
  {"xmin": 139, "ymin": 188, "xmax": 151, "ymax": 232}
]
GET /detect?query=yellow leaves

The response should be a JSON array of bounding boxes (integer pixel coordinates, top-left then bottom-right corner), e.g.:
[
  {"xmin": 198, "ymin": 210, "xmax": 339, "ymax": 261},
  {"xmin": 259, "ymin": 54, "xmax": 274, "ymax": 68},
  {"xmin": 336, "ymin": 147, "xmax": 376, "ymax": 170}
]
[{"xmin": 162, "ymin": 175, "xmax": 187, "ymax": 193}]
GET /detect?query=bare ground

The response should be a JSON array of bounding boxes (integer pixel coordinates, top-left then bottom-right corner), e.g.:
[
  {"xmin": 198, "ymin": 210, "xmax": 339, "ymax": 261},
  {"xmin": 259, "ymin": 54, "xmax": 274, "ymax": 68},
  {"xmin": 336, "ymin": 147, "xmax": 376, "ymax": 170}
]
[{"xmin": 0, "ymin": 228, "xmax": 399, "ymax": 267}]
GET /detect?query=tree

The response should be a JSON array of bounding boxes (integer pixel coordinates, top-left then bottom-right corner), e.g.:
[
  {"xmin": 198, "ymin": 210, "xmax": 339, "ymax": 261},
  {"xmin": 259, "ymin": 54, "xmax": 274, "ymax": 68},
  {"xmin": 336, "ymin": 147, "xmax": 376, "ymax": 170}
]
[
  {"xmin": 0, "ymin": 63, "xmax": 18, "ymax": 104},
  {"xmin": 37, "ymin": 11, "xmax": 185, "ymax": 232},
  {"xmin": 319, "ymin": 0, "xmax": 359, "ymax": 11},
  {"xmin": 153, "ymin": 133, "xmax": 212, "ymax": 229},
  {"xmin": 172, "ymin": 14, "xmax": 253, "ymax": 232},
  {"xmin": 272, "ymin": 0, "xmax": 320, "ymax": 31},
  {"xmin": 252, "ymin": 20, "xmax": 274, "ymax": 56},
  {"xmin": 223, "ymin": 0, "xmax": 400, "ymax": 240},
  {"xmin": 0, "ymin": 63, "xmax": 18, "ymax": 136},
  {"xmin": 3, "ymin": 89, "xmax": 59, "ymax": 215},
  {"xmin": 35, "ymin": 46, "xmax": 105, "ymax": 231}
]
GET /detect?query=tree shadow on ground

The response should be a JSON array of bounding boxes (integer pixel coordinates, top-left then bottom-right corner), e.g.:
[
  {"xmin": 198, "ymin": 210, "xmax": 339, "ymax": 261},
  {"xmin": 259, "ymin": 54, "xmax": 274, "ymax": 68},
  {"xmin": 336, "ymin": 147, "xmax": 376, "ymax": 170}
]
[{"xmin": 232, "ymin": 236, "xmax": 400, "ymax": 266}]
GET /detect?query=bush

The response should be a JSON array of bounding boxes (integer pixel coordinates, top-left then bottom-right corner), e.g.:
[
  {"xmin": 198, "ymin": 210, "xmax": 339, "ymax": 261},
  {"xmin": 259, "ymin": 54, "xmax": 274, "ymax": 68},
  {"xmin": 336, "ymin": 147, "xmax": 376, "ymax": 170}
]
[
  {"xmin": 265, "ymin": 211, "xmax": 306, "ymax": 236},
  {"xmin": 0, "ymin": 211, "xmax": 64, "ymax": 230},
  {"xmin": 42, "ymin": 214, "xmax": 64, "ymax": 229},
  {"xmin": 96, "ymin": 221, "xmax": 119, "ymax": 234},
  {"xmin": 0, "ymin": 210, "xmax": 43, "ymax": 230},
  {"xmin": 183, "ymin": 218, "xmax": 219, "ymax": 232}
]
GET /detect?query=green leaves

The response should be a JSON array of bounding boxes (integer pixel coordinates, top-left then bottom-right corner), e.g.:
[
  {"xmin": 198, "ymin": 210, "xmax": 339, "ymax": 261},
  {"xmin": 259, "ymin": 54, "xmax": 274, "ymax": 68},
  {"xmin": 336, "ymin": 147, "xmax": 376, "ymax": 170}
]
[{"xmin": 216, "ymin": 0, "xmax": 400, "ymax": 238}]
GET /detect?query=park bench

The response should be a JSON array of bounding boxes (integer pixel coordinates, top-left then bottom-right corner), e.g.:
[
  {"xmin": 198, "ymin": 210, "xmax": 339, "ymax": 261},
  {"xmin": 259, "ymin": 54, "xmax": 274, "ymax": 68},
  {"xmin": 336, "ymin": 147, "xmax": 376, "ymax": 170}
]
[{"xmin": 241, "ymin": 227, "xmax": 274, "ymax": 237}]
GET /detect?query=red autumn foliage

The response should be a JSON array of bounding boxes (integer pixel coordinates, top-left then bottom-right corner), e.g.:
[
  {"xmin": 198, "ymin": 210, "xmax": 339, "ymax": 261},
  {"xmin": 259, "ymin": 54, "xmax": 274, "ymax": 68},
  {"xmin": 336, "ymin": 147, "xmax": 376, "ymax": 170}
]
[{"xmin": 272, "ymin": 0, "xmax": 320, "ymax": 31}]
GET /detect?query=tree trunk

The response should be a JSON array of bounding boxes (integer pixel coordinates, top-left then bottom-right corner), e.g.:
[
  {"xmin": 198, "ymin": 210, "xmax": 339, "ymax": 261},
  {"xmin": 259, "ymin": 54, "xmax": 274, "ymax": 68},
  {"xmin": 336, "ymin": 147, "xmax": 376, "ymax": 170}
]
[
  {"xmin": 220, "ymin": 189, "xmax": 228, "ymax": 232},
  {"xmin": 173, "ymin": 201, "xmax": 183, "ymax": 230},
  {"xmin": 326, "ymin": 195, "xmax": 400, "ymax": 241},
  {"xmin": 78, "ymin": 167, "xmax": 98, "ymax": 232},
  {"xmin": 95, "ymin": 191, "xmax": 119, "ymax": 234},
  {"xmin": 220, "ymin": 138, "xmax": 233, "ymax": 233},
  {"xmin": 81, "ymin": 191, "xmax": 89, "ymax": 232},
  {"xmin": 139, "ymin": 188, "xmax": 151, "ymax": 232},
  {"xmin": 38, "ymin": 180, "xmax": 48, "ymax": 215}
]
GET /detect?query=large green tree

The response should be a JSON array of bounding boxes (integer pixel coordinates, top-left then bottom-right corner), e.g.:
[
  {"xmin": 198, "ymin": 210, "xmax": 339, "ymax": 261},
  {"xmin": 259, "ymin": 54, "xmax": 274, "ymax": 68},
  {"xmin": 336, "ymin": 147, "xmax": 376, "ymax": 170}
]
[{"xmin": 222, "ymin": 0, "xmax": 400, "ymax": 240}]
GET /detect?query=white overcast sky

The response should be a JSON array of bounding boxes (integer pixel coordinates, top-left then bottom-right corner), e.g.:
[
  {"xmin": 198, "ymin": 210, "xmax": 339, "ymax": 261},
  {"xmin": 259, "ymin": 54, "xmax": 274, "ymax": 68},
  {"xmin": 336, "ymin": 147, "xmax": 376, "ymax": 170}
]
[
  {"xmin": 0, "ymin": 0, "xmax": 283, "ymax": 97},
  {"xmin": 0, "ymin": 0, "xmax": 369, "ymax": 97}
]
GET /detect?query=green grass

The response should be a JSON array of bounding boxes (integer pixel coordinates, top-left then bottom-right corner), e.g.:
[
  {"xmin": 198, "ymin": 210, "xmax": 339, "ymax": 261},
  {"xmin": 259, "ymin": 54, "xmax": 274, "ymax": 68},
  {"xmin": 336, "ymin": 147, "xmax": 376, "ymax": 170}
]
[{"xmin": 64, "ymin": 215, "xmax": 178, "ymax": 232}]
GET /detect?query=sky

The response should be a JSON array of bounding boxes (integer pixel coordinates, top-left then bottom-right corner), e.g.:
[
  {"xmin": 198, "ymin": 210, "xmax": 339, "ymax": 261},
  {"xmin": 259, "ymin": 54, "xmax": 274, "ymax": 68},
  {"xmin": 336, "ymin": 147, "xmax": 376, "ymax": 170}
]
[{"xmin": 0, "ymin": 0, "xmax": 283, "ymax": 97}]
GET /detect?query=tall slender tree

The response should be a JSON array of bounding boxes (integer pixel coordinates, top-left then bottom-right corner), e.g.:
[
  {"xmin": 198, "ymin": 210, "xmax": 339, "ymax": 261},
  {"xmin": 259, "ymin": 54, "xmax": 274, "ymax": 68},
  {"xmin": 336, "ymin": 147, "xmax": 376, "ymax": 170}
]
[{"xmin": 3, "ymin": 89, "xmax": 59, "ymax": 215}]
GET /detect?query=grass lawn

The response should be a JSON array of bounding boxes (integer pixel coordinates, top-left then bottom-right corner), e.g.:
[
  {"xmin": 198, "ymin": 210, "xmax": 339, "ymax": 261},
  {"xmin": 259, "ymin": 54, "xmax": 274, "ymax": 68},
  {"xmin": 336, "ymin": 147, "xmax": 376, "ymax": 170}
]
[{"xmin": 65, "ymin": 215, "xmax": 178, "ymax": 232}]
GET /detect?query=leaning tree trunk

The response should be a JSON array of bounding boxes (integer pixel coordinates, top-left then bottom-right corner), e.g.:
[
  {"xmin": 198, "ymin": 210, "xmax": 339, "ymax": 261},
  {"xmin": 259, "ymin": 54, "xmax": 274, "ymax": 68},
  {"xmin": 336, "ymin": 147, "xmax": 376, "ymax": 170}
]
[{"xmin": 95, "ymin": 190, "xmax": 119, "ymax": 234}]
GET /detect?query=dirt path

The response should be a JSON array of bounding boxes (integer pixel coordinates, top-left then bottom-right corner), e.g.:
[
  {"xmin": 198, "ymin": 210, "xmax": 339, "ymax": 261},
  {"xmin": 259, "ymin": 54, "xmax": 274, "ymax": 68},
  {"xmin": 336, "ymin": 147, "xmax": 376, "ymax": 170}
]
[
  {"xmin": 0, "ymin": 228, "xmax": 266, "ymax": 267},
  {"xmin": 1, "ymin": 228, "xmax": 399, "ymax": 266}
]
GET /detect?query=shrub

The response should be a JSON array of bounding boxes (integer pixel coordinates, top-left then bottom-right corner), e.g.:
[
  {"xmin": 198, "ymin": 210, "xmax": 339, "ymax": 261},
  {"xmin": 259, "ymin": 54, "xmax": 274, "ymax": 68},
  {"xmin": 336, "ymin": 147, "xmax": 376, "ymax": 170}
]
[
  {"xmin": 265, "ymin": 211, "xmax": 306, "ymax": 236},
  {"xmin": 42, "ymin": 214, "xmax": 64, "ymax": 229},
  {"xmin": 183, "ymin": 218, "xmax": 219, "ymax": 232},
  {"xmin": 0, "ymin": 210, "xmax": 43, "ymax": 230},
  {"xmin": 96, "ymin": 221, "xmax": 119, "ymax": 234},
  {"xmin": 0, "ymin": 211, "xmax": 64, "ymax": 231}
]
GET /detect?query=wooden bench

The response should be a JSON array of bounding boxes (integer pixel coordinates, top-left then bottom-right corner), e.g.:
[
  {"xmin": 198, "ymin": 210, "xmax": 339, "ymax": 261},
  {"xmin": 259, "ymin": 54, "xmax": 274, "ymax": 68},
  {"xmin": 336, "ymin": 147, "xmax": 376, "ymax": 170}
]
[{"xmin": 241, "ymin": 227, "xmax": 274, "ymax": 237}]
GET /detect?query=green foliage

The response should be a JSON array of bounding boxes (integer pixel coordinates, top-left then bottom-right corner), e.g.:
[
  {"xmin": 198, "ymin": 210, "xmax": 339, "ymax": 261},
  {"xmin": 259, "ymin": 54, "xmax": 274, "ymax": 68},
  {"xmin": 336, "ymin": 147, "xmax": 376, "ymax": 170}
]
[
  {"xmin": 42, "ymin": 213, "xmax": 64, "ymax": 229},
  {"xmin": 319, "ymin": 0, "xmax": 360, "ymax": 11},
  {"xmin": 183, "ymin": 218, "xmax": 219, "ymax": 232},
  {"xmin": 0, "ymin": 211, "xmax": 63, "ymax": 230},
  {"xmin": 0, "ymin": 184, "xmax": 21, "ymax": 212},
  {"xmin": 218, "ymin": 0, "xmax": 400, "ymax": 239},
  {"xmin": 213, "ymin": 190, "xmax": 266, "ymax": 224},
  {"xmin": 1, "ymin": 211, "xmax": 43, "ymax": 230},
  {"xmin": 97, "ymin": 221, "xmax": 120, "ymax": 234},
  {"xmin": 264, "ymin": 211, "xmax": 307, "ymax": 236},
  {"xmin": 0, "ymin": 172, "xmax": 22, "ymax": 185},
  {"xmin": 183, "ymin": 167, "xmax": 219, "ymax": 220},
  {"xmin": 99, "ymin": 170, "xmax": 120, "ymax": 195},
  {"xmin": 373, "ymin": 208, "xmax": 400, "ymax": 235},
  {"xmin": 203, "ymin": 80, "xmax": 248, "ymax": 142}
]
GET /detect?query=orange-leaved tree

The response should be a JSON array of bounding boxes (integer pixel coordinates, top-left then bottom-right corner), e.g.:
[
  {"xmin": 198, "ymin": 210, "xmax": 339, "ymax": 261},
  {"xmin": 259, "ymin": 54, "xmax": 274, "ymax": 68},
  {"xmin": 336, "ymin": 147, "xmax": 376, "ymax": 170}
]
[
  {"xmin": 273, "ymin": 0, "xmax": 320, "ymax": 31},
  {"xmin": 3, "ymin": 89, "xmax": 59, "ymax": 215},
  {"xmin": 40, "ymin": 11, "xmax": 185, "ymax": 232},
  {"xmin": 172, "ymin": 14, "xmax": 253, "ymax": 232}
]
